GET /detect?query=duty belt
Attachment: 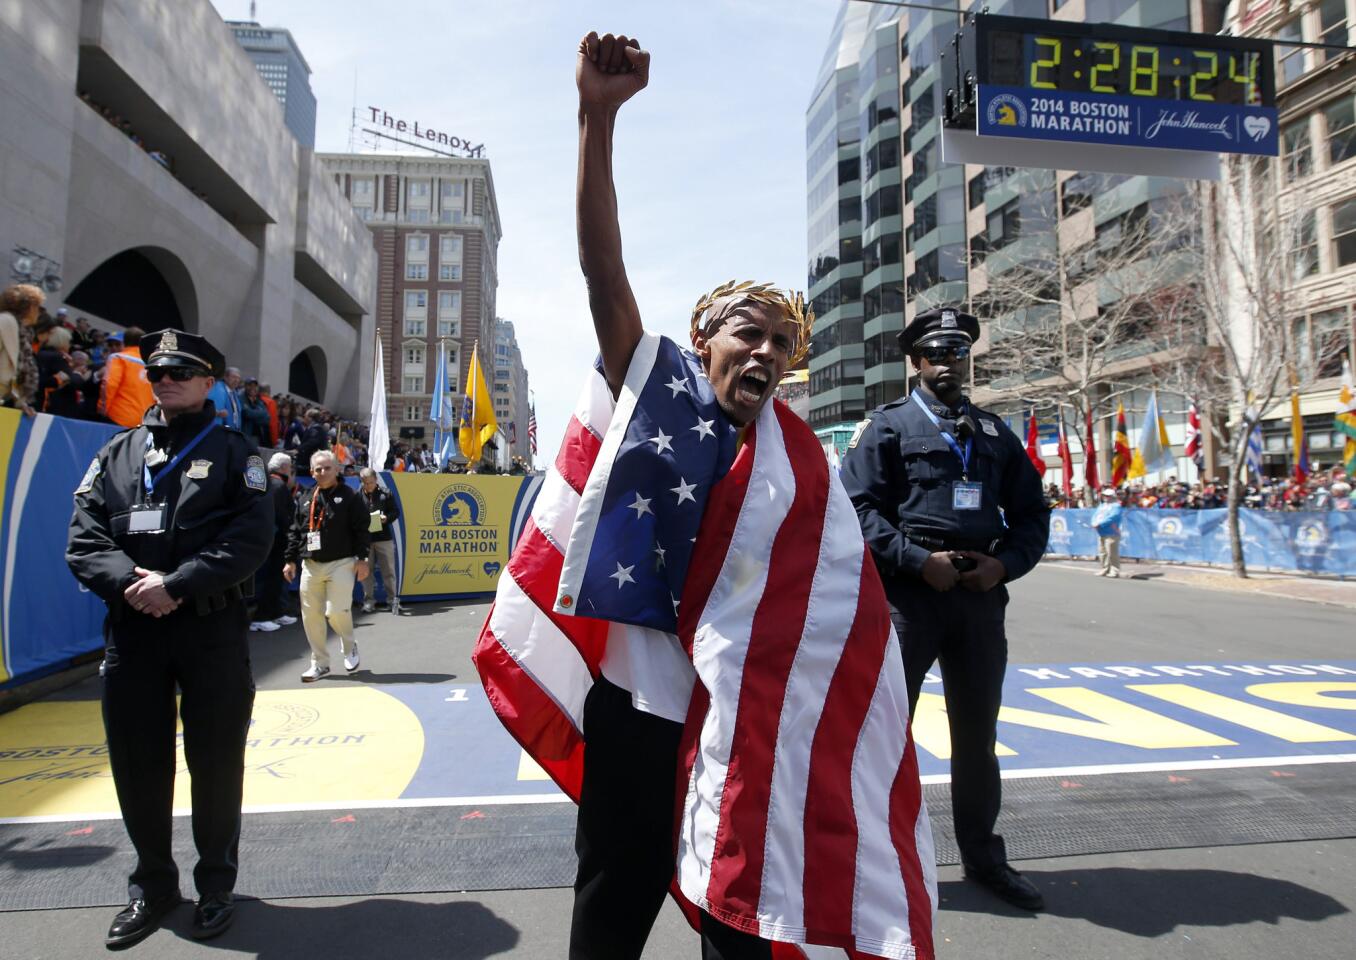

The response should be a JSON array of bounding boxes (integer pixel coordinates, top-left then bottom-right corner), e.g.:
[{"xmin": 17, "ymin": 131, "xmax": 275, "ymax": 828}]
[{"xmin": 905, "ymin": 529, "xmax": 1003, "ymax": 555}]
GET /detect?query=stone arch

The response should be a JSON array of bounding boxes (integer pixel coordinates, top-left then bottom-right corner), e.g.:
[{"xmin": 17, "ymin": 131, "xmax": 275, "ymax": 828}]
[
  {"xmin": 289, "ymin": 346, "xmax": 327, "ymax": 404},
  {"xmin": 64, "ymin": 246, "xmax": 198, "ymax": 332}
]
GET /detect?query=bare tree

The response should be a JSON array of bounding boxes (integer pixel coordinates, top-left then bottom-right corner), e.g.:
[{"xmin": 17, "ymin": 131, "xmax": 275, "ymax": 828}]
[
  {"xmin": 1186, "ymin": 156, "xmax": 1348, "ymax": 576},
  {"xmin": 969, "ymin": 172, "xmax": 1204, "ymax": 468}
]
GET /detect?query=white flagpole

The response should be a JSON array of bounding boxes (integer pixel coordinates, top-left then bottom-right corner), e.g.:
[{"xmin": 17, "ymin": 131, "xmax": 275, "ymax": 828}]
[{"xmin": 368, "ymin": 334, "xmax": 390, "ymax": 473}]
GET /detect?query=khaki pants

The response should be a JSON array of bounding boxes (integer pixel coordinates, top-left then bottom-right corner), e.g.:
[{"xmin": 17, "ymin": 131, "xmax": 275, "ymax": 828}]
[
  {"xmin": 300, "ymin": 557, "xmax": 357, "ymax": 668},
  {"xmin": 361, "ymin": 540, "xmax": 399, "ymax": 603},
  {"xmin": 1097, "ymin": 535, "xmax": 1121, "ymax": 577}
]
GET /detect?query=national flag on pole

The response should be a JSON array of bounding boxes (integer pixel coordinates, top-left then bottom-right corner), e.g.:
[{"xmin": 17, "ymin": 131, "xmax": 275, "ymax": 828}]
[
  {"xmin": 1083, "ymin": 406, "xmax": 1100, "ymax": 491},
  {"xmin": 1336, "ymin": 358, "xmax": 1356, "ymax": 478},
  {"xmin": 1184, "ymin": 402, "xmax": 1203, "ymax": 470},
  {"xmin": 367, "ymin": 336, "xmax": 390, "ymax": 473},
  {"xmin": 527, "ymin": 403, "xmax": 538, "ymax": 457},
  {"xmin": 1129, "ymin": 389, "xmax": 1173, "ymax": 479},
  {"xmin": 1291, "ymin": 389, "xmax": 1310, "ymax": 483},
  {"xmin": 459, "ymin": 341, "xmax": 497, "ymax": 463},
  {"xmin": 473, "ymin": 334, "xmax": 936, "ymax": 959},
  {"xmin": 509, "ymin": 421, "xmax": 517, "ymax": 445},
  {"xmin": 1025, "ymin": 408, "xmax": 1046, "ymax": 476},
  {"xmin": 1057, "ymin": 416, "xmax": 1073, "ymax": 499},
  {"xmin": 1246, "ymin": 421, "xmax": 1265, "ymax": 478},
  {"xmin": 1112, "ymin": 402, "xmax": 1132, "ymax": 486},
  {"xmin": 428, "ymin": 339, "xmax": 458, "ymax": 468}
]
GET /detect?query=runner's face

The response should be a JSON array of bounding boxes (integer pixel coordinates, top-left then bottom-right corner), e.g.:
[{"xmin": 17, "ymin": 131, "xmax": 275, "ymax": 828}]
[{"xmin": 694, "ymin": 302, "xmax": 797, "ymax": 426}]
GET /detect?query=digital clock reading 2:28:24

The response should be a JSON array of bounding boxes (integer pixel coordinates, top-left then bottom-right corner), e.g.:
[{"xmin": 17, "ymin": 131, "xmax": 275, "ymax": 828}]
[{"xmin": 989, "ymin": 31, "xmax": 1264, "ymax": 106}]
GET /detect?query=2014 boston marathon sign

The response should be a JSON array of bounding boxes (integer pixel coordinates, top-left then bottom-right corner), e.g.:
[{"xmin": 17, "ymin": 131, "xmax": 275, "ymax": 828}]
[
  {"xmin": 388, "ymin": 473, "xmax": 542, "ymax": 599},
  {"xmin": 941, "ymin": 15, "xmax": 1280, "ymax": 178}
]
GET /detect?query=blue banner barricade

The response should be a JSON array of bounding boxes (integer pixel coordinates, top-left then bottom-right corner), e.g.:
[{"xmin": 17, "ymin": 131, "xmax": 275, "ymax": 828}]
[{"xmin": 1046, "ymin": 508, "xmax": 1356, "ymax": 576}]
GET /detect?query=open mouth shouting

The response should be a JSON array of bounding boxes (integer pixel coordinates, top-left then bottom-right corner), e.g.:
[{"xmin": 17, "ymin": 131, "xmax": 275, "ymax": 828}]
[{"xmin": 737, "ymin": 366, "xmax": 772, "ymax": 406}]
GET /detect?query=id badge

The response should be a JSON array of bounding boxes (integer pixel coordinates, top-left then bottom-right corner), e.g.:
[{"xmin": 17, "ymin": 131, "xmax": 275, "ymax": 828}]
[
  {"xmin": 128, "ymin": 504, "xmax": 166, "ymax": 534},
  {"xmin": 307, "ymin": 531, "xmax": 323, "ymax": 552},
  {"xmin": 953, "ymin": 481, "xmax": 983, "ymax": 511}
]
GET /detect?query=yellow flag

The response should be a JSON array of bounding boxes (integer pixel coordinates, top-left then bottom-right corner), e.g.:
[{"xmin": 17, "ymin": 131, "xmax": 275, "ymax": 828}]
[{"xmin": 458, "ymin": 343, "xmax": 497, "ymax": 463}]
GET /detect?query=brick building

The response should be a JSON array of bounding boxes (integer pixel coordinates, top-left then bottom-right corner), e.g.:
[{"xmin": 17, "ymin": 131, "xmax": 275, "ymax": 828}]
[{"xmin": 317, "ymin": 153, "xmax": 501, "ymax": 452}]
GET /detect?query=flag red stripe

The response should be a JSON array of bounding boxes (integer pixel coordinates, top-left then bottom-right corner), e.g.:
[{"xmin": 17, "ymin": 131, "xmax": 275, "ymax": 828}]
[
  {"xmin": 503, "ymin": 519, "xmax": 609, "ymax": 672},
  {"xmin": 473, "ymin": 618, "xmax": 587, "ymax": 800},
  {"xmin": 676, "ymin": 425, "xmax": 758, "ymax": 647},
  {"xmin": 799, "ymin": 546, "xmax": 891, "ymax": 942},
  {"xmin": 704, "ymin": 403, "xmax": 831, "ymax": 916},
  {"xmin": 555, "ymin": 414, "xmax": 603, "ymax": 496},
  {"xmin": 890, "ymin": 736, "xmax": 934, "ymax": 960}
]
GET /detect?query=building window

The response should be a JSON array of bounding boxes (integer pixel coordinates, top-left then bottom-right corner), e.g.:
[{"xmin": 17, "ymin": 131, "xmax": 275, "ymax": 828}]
[
  {"xmin": 405, "ymin": 290, "xmax": 428, "ymax": 313},
  {"xmin": 1282, "ymin": 120, "xmax": 1313, "ymax": 179},
  {"xmin": 494, "ymin": 383, "xmax": 509, "ymax": 394},
  {"xmin": 1320, "ymin": 0, "xmax": 1349, "ymax": 64},
  {"xmin": 1331, "ymin": 198, "xmax": 1356, "ymax": 267},
  {"xmin": 405, "ymin": 346, "xmax": 425, "ymax": 366},
  {"xmin": 1291, "ymin": 209, "xmax": 1320, "ymax": 279},
  {"xmin": 968, "ymin": 173, "xmax": 985, "ymax": 210},
  {"xmin": 406, "ymin": 263, "xmax": 428, "ymax": 280},
  {"xmin": 403, "ymin": 376, "xmax": 425, "ymax": 394},
  {"xmin": 407, "ymin": 235, "xmax": 428, "ymax": 257},
  {"xmin": 1277, "ymin": 19, "xmax": 1306, "ymax": 86},
  {"xmin": 438, "ymin": 290, "xmax": 461, "ymax": 316},
  {"xmin": 1314, "ymin": 309, "xmax": 1352, "ymax": 377},
  {"xmin": 404, "ymin": 318, "xmax": 426, "ymax": 337},
  {"xmin": 408, "ymin": 180, "xmax": 430, "ymax": 200},
  {"xmin": 353, "ymin": 206, "xmax": 373, "ymax": 221},
  {"xmin": 404, "ymin": 403, "xmax": 423, "ymax": 421},
  {"xmin": 1325, "ymin": 94, "xmax": 1356, "ymax": 165},
  {"xmin": 407, "ymin": 209, "xmax": 430, "ymax": 223},
  {"xmin": 353, "ymin": 178, "xmax": 373, "ymax": 197},
  {"xmin": 439, "ymin": 234, "xmax": 463, "ymax": 281}
]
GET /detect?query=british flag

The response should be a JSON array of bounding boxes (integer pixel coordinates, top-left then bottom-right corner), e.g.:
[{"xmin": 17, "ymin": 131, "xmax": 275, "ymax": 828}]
[{"xmin": 474, "ymin": 333, "xmax": 936, "ymax": 958}]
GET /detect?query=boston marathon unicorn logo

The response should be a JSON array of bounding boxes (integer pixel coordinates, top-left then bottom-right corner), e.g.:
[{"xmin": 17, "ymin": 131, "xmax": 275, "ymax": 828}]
[{"xmin": 434, "ymin": 483, "xmax": 487, "ymax": 527}]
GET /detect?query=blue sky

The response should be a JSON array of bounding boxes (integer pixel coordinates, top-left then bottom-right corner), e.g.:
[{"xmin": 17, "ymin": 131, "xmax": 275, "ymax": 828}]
[{"xmin": 210, "ymin": 0, "xmax": 842, "ymax": 459}]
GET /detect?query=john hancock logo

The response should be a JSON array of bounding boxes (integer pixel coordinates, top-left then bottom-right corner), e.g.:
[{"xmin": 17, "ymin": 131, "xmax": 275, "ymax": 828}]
[
  {"xmin": 433, "ymin": 483, "xmax": 487, "ymax": 526},
  {"xmin": 986, "ymin": 93, "xmax": 1027, "ymax": 129}
]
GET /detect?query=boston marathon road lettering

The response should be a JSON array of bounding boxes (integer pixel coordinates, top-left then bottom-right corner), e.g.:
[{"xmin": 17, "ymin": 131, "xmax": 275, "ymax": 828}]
[{"xmin": 0, "ymin": 663, "xmax": 1352, "ymax": 822}]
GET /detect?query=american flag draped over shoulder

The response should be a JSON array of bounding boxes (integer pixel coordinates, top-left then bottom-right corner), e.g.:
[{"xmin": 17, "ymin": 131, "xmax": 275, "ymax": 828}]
[{"xmin": 474, "ymin": 333, "xmax": 936, "ymax": 959}]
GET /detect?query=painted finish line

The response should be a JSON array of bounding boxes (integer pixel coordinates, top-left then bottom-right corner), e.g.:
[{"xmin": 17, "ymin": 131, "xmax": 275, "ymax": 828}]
[{"xmin": 0, "ymin": 661, "xmax": 1352, "ymax": 823}]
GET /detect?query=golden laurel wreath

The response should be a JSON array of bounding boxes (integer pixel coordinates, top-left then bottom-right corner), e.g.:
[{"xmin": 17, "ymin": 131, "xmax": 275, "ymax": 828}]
[{"xmin": 689, "ymin": 280, "xmax": 815, "ymax": 367}]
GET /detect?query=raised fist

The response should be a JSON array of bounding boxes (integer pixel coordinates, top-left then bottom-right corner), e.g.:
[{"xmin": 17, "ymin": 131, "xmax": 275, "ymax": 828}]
[{"xmin": 577, "ymin": 31, "xmax": 649, "ymax": 109}]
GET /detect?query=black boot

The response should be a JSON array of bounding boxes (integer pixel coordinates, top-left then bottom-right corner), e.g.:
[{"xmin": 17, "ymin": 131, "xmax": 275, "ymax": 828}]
[
  {"xmin": 191, "ymin": 891, "xmax": 236, "ymax": 940},
  {"xmin": 964, "ymin": 863, "xmax": 1045, "ymax": 911}
]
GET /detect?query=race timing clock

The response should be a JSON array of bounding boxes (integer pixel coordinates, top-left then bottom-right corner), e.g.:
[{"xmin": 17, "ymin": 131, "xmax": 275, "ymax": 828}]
[{"xmin": 941, "ymin": 15, "xmax": 1279, "ymax": 157}]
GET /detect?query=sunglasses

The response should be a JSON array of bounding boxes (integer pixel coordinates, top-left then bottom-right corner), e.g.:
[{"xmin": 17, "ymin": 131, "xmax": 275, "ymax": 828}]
[
  {"xmin": 146, "ymin": 366, "xmax": 207, "ymax": 383},
  {"xmin": 919, "ymin": 344, "xmax": 971, "ymax": 363}
]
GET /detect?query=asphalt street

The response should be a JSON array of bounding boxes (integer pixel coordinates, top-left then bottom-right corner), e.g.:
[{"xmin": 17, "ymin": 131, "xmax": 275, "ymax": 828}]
[{"xmin": 5, "ymin": 563, "xmax": 1354, "ymax": 958}]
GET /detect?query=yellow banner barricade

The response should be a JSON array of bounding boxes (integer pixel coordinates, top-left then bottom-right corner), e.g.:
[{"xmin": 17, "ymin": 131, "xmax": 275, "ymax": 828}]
[{"xmin": 387, "ymin": 472, "xmax": 542, "ymax": 599}]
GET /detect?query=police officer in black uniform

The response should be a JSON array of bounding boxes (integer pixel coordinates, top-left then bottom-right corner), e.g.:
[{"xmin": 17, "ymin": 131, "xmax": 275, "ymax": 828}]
[
  {"xmin": 66, "ymin": 330, "xmax": 273, "ymax": 948},
  {"xmin": 840, "ymin": 307, "xmax": 1050, "ymax": 911}
]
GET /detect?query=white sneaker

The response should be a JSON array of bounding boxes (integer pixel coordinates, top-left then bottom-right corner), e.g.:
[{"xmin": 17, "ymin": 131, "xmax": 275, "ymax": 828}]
[
  {"xmin": 344, "ymin": 645, "xmax": 361, "ymax": 673},
  {"xmin": 301, "ymin": 664, "xmax": 330, "ymax": 683},
  {"xmin": 362, "ymin": 600, "xmax": 375, "ymax": 613},
  {"xmin": 250, "ymin": 620, "xmax": 281, "ymax": 632},
  {"xmin": 275, "ymin": 615, "xmax": 298, "ymax": 626},
  {"xmin": 390, "ymin": 599, "xmax": 401, "ymax": 615}
]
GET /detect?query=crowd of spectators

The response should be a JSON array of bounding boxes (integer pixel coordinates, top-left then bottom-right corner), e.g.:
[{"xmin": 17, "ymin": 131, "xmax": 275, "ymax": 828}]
[
  {"xmin": 79, "ymin": 91, "xmax": 175, "ymax": 173},
  {"xmin": 1045, "ymin": 469, "xmax": 1353, "ymax": 512}
]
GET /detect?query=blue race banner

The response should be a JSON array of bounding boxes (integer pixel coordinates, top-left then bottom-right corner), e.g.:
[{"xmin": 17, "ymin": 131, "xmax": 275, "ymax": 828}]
[
  {"xmin": 0, "ymin": 410, "xmax": 118, "ymax": 687},
  {"xmin": 1048, "ymin": 508, "xmax": 1356, "ymax": 575},
  {"xmin": 978, "ymin": 85, "xmax": 1279, "ymax": 156}
]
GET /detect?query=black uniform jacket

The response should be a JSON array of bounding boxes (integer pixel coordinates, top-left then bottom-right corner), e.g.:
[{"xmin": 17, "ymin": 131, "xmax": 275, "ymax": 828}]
[
  {"xmin": 66, "ymin": 401, "xmax": 273, "ymax": 608},
  {"xmin": 284, "ymin": 483, "xmax": 370, "ymax": 565},
  {"xmin": 841, "ymin": 384, "xmax": 1051, "ymax": 583}
]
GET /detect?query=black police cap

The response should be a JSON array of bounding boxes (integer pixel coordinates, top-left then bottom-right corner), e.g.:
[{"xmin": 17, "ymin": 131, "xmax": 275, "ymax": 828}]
[
  {"xmin": 139, "ymin": 329, "xmax": 225, "ymax": 377},
  {"xmin": 897, "ymin": 307, "xmax": 980, "ymax": 355}
]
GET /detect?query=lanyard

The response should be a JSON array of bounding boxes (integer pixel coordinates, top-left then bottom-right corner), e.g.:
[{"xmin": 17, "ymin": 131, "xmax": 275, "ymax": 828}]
[
  {"xmin": 308, "ymin": 488, "xmax": 329, "ymax": 531},
  {"xmin": 911, "ymin": 391, "xmax": 972, "ymax": 479},
  {"xmin": 142, "ymin": 422, "xmax": 217, "ymax": 495}
]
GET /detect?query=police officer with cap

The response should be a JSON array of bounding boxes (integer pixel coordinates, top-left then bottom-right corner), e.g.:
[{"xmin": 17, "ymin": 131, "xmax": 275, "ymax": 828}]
[
  {"xmin": 66, "ymin": 329, "xmax": 272, "ymax": 947},
  {"xmin": 841, "ymin": 306, "xmax": 1050, "ymax": 910}
]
